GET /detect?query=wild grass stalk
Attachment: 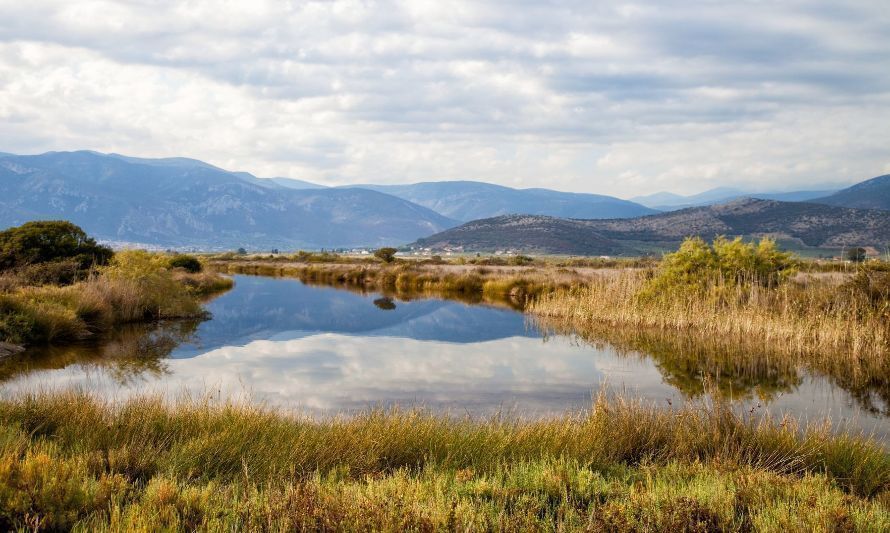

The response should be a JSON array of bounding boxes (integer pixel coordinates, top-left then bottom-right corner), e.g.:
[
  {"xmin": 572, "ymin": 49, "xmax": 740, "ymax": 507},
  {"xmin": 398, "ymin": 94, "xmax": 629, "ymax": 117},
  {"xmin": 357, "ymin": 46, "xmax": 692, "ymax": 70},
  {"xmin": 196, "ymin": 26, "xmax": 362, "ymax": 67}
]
[{"xmin": 0, "ymin": 390, "xmax": 887, "ymax": 530}]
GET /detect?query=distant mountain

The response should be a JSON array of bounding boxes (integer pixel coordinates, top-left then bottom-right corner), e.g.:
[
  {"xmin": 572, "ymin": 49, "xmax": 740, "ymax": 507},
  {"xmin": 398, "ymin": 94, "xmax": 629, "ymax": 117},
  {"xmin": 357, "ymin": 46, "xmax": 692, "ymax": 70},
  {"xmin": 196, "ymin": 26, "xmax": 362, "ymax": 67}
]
[
  {"xmin": 353, "ymin": 181, "xmax": 657, "ymax": 221},
  {"xmin": 810, "ymin": 174, "xmax": 890, "ymax": 211},
  {"xmin": 415, "ymin": 199, "xmax": 890, "ymax": 255},
  {"xmin": 0, "ymin": 151, "xmax": 456, "ymax": 249},
  {"xmin": 632, "ymin": 187, "xmax": 838, "ymax": 211},
  {"xmin": 268, "ymin": 177, "xmax": 326, "ymax": 190}
]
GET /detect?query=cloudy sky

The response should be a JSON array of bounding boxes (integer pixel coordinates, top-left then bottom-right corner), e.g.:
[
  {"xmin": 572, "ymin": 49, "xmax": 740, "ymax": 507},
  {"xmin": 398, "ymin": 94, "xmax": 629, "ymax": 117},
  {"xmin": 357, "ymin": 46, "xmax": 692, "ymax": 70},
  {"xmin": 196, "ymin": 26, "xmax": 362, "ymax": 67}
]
[{"xmin": 0, "ymin": 0, "xmax": 888, "ymax": 197}]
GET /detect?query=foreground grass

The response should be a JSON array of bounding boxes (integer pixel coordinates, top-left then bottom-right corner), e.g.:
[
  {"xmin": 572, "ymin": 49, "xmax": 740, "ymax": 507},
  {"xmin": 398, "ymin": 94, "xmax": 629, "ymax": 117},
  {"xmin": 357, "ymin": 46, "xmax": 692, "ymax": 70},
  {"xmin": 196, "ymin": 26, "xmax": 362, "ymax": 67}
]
[{"xmin": 0, "ymin": 391, "xmax": 887, "ymax": 531}]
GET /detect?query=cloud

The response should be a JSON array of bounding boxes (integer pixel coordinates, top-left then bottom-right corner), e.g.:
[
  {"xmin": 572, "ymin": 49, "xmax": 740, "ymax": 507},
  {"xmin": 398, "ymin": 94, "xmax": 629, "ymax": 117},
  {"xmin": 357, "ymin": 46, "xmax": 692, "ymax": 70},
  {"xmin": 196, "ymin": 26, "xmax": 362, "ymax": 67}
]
[{"xmin": 0, "ymin": 0, "xmax": 887, "ymax": 195}]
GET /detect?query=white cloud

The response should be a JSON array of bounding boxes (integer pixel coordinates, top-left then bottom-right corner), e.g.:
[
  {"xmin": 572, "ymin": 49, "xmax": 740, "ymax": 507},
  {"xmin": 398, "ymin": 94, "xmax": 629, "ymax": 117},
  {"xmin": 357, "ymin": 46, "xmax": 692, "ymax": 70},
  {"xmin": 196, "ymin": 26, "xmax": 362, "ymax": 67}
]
[{"xmin": 0, "ymin": 0, "xmax": 887, "ymax": 196}]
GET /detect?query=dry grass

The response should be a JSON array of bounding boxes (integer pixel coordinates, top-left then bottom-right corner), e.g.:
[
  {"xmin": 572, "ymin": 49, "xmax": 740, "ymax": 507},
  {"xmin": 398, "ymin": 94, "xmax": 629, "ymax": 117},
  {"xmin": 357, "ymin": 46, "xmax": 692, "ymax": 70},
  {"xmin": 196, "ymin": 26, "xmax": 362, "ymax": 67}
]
[
  {"xmin": 531, "ymin": 269, "xmax": 889, "ymax": 361},
  {"xmin": 0, "ymin": 251, "xmax": 232, "ymax": 347},
  {"xmin": 0, "ymin": 390, "xmax": 887, "ymax": 531}
]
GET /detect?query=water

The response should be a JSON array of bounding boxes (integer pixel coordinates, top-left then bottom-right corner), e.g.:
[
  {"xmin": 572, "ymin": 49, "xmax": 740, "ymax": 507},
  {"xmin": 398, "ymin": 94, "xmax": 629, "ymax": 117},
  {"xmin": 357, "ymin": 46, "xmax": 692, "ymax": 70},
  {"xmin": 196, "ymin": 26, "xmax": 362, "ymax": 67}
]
[{"xmin": 2, "ymin": 275, "xmax": 888, "ymax": 440}]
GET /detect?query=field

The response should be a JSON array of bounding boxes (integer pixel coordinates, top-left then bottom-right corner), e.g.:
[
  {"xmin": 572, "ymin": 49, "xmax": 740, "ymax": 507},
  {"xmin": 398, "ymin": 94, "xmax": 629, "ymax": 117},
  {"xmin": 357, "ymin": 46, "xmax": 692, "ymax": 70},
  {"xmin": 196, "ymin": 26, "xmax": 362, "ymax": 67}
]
[{"xmin": 0, "ymin": 391, "xmax": 887, "ymax": 531}]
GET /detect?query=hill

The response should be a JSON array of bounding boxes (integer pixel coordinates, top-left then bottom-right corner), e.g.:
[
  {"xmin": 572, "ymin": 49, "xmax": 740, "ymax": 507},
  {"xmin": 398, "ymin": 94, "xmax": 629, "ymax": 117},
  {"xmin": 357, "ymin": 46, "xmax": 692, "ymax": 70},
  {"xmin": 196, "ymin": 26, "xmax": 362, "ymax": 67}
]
[
  {"xmin": 632, "ymin": 187, "xmax": 838, "ymax": 211},
  {"xmin": 810, "ymin": 174, "xmax": 890, "ymax": 211},
  {"xmin": 0, "ymin": 151, "xmax": 456, "ymax": 250},
  {"xmin": 355, "ymin": 181, "xmax": 657, "ymax": 221},
  {"xmin": 415, "ymin": 199, "xmax": 890, "ymax": 255}
]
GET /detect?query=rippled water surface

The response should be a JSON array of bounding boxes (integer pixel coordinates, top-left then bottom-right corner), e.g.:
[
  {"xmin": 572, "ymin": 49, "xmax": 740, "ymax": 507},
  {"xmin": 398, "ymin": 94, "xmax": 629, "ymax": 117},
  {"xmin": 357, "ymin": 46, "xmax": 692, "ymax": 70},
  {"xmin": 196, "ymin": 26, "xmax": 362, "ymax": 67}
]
[{"xmin": 2, "ymin": 275, "xmax": 887, "ymax": 440}]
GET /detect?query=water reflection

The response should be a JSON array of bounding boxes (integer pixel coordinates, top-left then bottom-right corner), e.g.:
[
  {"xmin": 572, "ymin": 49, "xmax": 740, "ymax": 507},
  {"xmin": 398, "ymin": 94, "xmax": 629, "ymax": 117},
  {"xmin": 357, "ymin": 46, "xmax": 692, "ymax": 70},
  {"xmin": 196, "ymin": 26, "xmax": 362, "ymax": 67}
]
[{"xmin": 0, "ymin": 275, "xmax": 888, "ymax": 439}]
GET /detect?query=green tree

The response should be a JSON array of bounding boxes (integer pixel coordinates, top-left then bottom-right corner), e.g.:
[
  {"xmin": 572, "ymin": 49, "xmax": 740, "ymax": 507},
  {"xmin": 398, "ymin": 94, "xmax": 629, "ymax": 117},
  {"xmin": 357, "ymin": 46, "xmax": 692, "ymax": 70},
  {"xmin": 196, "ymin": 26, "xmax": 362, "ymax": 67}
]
[
  {"xmin": 374, "ymin": 247, "xmax": 398, "ymax": 263},
  {"xmin": 0, "ymin": 220, "xmax": 112, "ymax": 271},
  {"xmin": 169, "ymin": 254, "xmax": 203, "ymax": 273},
  {"xmin": 846, "ymin": 247, "xmax": 867, "ymax": 263}
]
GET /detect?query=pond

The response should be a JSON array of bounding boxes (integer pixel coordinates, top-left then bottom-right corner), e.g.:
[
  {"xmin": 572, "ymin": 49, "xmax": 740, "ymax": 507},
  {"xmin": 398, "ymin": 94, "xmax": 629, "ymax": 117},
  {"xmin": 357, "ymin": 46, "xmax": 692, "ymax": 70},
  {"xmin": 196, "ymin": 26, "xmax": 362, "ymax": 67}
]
[{"xmin": 1, "ymin": 275, "xmax": 888, "ymax": 440}]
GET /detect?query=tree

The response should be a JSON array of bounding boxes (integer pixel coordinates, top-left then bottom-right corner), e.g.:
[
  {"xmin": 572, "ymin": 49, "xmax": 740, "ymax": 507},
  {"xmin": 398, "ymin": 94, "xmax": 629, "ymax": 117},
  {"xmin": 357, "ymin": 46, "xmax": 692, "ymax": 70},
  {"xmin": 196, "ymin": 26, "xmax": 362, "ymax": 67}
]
[
  {"xmin": 846, "ymin": 247, "xmax": 867, "ymax": 263},
  {"xmin": 0, "ymin": 220, "xmax": 112, "ymax": 271},
  {"xmin": 374, "ymin": 247, "xmax": 398, "ymax": 263},
  {"xmin": 236, "ymin": 247, "xmax": 247, "ymax": 255},
  {"xmin": 169, "ymin": 254, "xmax": 203, "ymax": 273}
]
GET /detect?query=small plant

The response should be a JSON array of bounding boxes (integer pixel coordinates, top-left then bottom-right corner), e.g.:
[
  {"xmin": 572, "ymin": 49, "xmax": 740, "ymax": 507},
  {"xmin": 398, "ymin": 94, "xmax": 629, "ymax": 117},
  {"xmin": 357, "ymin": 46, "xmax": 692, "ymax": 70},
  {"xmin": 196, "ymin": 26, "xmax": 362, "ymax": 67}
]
[
  {"xmin": 374, "ymin": 247, "xmax": 398, "ymax": 263},
  {"xmin": 847, "ymin": 247, "xmax": 867, "ymax": 263},
  {"xmin": 168, "ymin": 255, "xmax": 203, "ymax": 273}
]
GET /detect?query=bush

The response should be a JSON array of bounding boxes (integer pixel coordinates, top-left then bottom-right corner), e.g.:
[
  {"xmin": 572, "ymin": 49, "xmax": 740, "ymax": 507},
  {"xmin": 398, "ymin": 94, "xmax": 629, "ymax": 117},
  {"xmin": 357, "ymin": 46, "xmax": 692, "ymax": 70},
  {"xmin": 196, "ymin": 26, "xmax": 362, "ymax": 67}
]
[
  {"xmin": 0, "ymin": 221, "xmax": 112, "ymax": 271},
  {"xmin": 641, "ymin": 237, "xmax": 796, "ymax": 298},
  {"xmin": 168, "ymin": 255, "xmax": 203, "ymax": 273},
  {"xmin": 374, "ymin": 248, "xmax": 398, "ymax": 263}
]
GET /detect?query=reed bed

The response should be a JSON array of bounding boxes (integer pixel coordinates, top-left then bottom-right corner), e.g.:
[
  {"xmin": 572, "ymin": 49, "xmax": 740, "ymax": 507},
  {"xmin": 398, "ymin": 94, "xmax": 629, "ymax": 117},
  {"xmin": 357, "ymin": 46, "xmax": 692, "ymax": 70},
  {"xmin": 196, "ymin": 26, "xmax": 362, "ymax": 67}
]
[
  {"xmin": 214, "ymin": 261, "xmax": 576, "ymax": 307},
  {"xmin": 0, "ymin": 390, "xmax": 887, "ymax": 531},
  {"xmin": 531, "ymin": 270, "xmax": 890, "ymax": 362}
]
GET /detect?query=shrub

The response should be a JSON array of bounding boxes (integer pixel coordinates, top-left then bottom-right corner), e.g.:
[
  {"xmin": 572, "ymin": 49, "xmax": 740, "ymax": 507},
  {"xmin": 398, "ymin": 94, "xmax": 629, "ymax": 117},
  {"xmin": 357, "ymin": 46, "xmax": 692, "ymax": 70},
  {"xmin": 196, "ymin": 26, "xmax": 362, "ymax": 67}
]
[
  {"xmin": 641, "ymin": 237, "xmax": 796, "ymax": 298},
  {"xmin": 374, "ymin": 247, "xmax": 398, "ymax": 263},
  {"xmin": 168, "ymin": 255, "xmax": 203, "ymax": 273},
  {"xmin": 0, "ymin": 221, "xmax": 112, "ymax": 271}
]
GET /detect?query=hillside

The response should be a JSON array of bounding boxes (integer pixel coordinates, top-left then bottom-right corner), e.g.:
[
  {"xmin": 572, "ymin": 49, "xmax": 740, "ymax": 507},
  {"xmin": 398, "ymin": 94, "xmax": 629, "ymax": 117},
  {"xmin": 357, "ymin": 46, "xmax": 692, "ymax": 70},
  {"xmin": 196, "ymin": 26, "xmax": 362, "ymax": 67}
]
[
  {"xmin": 0, "ymin": 151, "xmax": 456, "ymax": 250},
  {"xmin": 415, "ymin": 199, "xmax": 890, "ymax": 254},
  {"xmin": 811, "ymin": 174, "xmax": 890, "ymax": 211},
  {"xmin": 632, "ymin": 187, "xmax": 838, "ymax": 211},
  {"xmin": 356, "ymin": 181, "xmax": 657, "ymax": 221},
  {"xmin": 415, "ymin": 215, "xmax": 620, "ymax": 255}
]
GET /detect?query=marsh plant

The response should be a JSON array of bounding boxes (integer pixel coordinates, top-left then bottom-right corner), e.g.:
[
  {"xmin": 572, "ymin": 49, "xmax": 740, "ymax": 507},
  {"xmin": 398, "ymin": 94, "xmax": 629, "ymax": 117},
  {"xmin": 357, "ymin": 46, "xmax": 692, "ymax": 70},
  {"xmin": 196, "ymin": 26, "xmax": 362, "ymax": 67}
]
[{"xmin": 0, "ymin": 391, "xmax": 887, "ymax": 531}]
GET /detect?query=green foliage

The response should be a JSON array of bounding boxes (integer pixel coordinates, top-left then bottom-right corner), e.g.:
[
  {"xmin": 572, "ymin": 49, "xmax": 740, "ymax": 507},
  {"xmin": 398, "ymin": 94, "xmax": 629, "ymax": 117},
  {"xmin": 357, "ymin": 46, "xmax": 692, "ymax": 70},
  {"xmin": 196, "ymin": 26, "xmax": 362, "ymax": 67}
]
[
  {"xmin": 374, "ymin": 247, "xmax": 398, "ymax": 263},
  {"xmin": 168, "ymin": 255, "xmax": 203, "ymax": 273},
  {"xmin": 0, "ymin": 221, "xmax": 112, "ymax": 271},
  {"xmin": 641, "ymin": 237, "xmax": 797, "ymax": 298},
  {"xmin": 236, "ymin": 247, "xmax": 247, "ymax": 255},
  {"xmin": 848, "ymin": 247, "xmax": 868, "ymax": 262},
  {"xmin": 0, "ymin": 392, "xmax": 887, "ymax": 530}
]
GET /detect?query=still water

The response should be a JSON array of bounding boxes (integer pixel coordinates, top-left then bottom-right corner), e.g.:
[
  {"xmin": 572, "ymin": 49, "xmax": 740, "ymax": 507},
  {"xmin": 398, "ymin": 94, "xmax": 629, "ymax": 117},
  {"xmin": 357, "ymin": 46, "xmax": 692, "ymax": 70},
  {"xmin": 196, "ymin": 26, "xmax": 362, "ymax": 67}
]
[{"xmin": 1, "ymin": 275, "xmax": 888, "ymax": 439}]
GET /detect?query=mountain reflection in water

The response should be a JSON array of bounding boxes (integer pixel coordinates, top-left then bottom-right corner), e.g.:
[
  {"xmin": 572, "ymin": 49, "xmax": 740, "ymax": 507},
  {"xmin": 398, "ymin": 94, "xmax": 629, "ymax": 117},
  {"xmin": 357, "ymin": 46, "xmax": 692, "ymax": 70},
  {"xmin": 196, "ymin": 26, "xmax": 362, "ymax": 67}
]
[{"xmin": 1, "ymin": 275, "xmax": 888, "ymax": 440}]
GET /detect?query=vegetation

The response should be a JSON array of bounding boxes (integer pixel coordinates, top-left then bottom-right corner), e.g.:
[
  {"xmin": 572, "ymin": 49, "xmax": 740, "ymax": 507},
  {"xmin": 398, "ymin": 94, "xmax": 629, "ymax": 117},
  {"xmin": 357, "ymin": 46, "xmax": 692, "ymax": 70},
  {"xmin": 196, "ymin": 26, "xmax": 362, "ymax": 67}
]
[
  {"xmin": 0, "ymin": 391, "xmax": 886, "ymax": 531},
  {"xmin": 532, "ymin": 237, "xmax": 889, "ymax": 361},
  {"xmin": 0, "ymin": 221, "xmax": 113, "ymax": 272},
  {"xmin": 0, "ymin": 223, "xmax": 233, "ymax": 350},
  {"xmin": 168, "ymin": 254, "xmax": 203, "ymax": 273},
  {"xmin": 374, "ymin": 247, "xmax": 398, "ymax": 263}
]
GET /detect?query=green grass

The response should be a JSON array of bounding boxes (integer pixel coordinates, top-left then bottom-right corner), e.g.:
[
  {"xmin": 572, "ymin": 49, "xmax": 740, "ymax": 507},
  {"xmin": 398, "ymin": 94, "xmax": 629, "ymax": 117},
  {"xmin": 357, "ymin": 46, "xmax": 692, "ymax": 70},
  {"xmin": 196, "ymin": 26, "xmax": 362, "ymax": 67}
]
[
  {"xmin": 0, "ymin": 391, "xmax": 887, "ymax": 531},
  {"xmin": 0, "ymin": 251, "xmax": 233, "ymax": 348}
]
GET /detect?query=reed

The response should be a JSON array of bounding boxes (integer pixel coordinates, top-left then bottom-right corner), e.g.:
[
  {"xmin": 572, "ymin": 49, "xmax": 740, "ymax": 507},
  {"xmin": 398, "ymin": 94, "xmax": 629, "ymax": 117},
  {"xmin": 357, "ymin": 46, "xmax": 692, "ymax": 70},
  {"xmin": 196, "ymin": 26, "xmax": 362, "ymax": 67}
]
[
  {"xmin": 530, "ymin": 269, "xmax": 889, "ymax": 361},
  {"xmin": 0, "ymin": 390, "xmax": 887, "ymax": 531}
]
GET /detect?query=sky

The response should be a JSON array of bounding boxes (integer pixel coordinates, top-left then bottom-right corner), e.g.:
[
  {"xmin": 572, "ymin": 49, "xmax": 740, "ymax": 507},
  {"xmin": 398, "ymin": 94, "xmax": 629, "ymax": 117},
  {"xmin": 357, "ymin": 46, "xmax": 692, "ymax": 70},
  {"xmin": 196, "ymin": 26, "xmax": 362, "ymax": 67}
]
[{"xmin": 0, "ymin": 0, "xmax": 888, "ymax": 198}]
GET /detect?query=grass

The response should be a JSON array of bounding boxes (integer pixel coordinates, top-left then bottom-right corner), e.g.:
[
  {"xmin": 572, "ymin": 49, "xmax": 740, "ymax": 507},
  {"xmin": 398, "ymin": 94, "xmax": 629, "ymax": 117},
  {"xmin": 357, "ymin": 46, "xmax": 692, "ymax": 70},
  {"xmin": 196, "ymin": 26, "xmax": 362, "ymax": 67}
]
[
  {"xmin": 0, "ymin": 390, "xmax": 887, "ymax": 531},
  {"xmin": 0, "ymin": 251, "xmax": 233, "ymax": 348},
  {"xmin": 213, "ymin": 260, "xmax": 577, "ymax": 308},
  {"xmin": 530, "ymin": 268, "xmax": 889, "ymax": 360}
]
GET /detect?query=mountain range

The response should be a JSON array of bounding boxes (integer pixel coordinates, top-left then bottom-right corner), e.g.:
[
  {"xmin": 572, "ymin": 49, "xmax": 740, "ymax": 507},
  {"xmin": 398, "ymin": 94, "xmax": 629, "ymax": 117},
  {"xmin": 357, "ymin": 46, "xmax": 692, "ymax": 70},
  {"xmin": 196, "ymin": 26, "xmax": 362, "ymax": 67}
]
[
  {"xmin": 414, "ymin": 199, "xmax": 890, "ymax": 255},
  {"xmin": 354, "ymin": 181, "xmax": 658, "ymax": 221},
  {"xmin": 0, "ymin": 151, "xmax": 455, "ymax": 249},
  {"xmin": 631, "ymin": 187, "xmax": 840, "ymax": 211},
  {"xmin": 0, "ymin": 150, "xmax": 888, "ymax": 253}
]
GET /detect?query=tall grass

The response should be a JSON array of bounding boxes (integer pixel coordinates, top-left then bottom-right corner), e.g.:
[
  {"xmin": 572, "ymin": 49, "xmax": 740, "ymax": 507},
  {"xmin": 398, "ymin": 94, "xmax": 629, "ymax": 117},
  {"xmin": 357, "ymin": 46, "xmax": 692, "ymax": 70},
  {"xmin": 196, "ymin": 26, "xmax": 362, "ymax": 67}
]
[
  {"xmin": 0, "ymin": 251, "xmax": 232, "ymax": 347},
  {"xmin": 531, "ymin": 269, "xmax": 889, "ymax": 361},
  {"xmin": 0, "ymin": 390, "xmax": 887, "ymax": 530},
  {"xmin": 214, "ymin": 261, "xmax": 573, "ymax": 308}
]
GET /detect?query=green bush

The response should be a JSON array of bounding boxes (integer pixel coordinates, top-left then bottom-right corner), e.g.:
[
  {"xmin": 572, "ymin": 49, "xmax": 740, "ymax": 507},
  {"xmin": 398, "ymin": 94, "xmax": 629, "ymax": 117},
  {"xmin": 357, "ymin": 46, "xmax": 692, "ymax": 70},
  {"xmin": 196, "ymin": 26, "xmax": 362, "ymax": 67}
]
[
  {"xmin": 641, "ymin": 237, "xmax": 797, "ymax": 298},
  {"xmin": 168, "ymin": 255, "xmax": 203, "ymax": 273},
  {"xmin": 0, "ymin": 221, "xmax": 112, "ymax": 271},
  {"xmin": 374, "ymin": 247, "xmax": 398, "ymax": 263}
]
